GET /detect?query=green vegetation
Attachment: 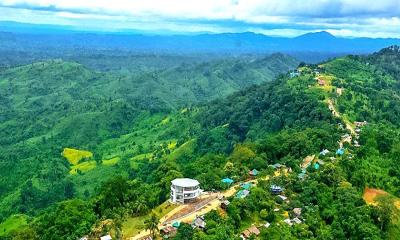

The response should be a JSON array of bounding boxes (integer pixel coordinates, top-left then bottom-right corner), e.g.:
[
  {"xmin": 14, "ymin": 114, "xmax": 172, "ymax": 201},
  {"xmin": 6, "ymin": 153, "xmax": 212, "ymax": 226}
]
[{"xmin": 1, "ymin": 47, "xmax": 400, "ymax": 239}]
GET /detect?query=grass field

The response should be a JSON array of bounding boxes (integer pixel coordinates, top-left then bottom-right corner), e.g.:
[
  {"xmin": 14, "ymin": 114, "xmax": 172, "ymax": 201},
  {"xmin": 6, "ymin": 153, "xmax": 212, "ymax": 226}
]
[
  {"xmin": 0, "ymin": 214, "xmax": 28, "ymax": 237},
  {"xmin": 122, "ymin": 201, "xmax": 177, "ymax": 238},
  {"xmin": 62, "ymin": 148, "xmax": 93, "ymax": 165}
]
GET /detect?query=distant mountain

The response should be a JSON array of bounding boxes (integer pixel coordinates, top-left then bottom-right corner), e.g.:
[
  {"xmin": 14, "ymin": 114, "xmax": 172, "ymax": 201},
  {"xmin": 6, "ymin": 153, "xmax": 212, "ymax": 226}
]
[{"xmin": 1, "ymin": 21, "xmax": 400, "ymax": 63}]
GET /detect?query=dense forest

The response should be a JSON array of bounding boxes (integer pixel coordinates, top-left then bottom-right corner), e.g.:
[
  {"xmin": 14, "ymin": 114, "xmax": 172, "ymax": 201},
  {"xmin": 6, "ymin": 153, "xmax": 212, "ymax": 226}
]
[{"xmin": 1, "ymin": 46, "xmax": 400, "ymax": 240}]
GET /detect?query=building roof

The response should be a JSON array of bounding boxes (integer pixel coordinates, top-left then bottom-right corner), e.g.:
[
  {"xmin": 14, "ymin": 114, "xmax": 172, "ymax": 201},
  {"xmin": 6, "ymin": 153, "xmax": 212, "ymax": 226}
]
[
  {"xmin": 171, "ymin": 178, "xmax": 199, "ymax": 187},
  {"xmin": 293, "ymin": 208, "xmax": 302, "ymax": 216},
  {"xmin": 241, "ymin": 182, "xmax": 252, "ymax": 190},
  {"xmin": 249, "ymin": 169, "xmax": 259, "ymax": 176},
  {"xmin": 314, "ymin": 163, "xmax": 320, "ymax": 170},
  {"xmin": 293, "ymin": 217, "xmax": 302, "ymax": 224},
  {"xmin": 336, "ymin": 148, "xmax": 345, "ymax": 155},
  {"xmin": 172, "ymin": 221, "xmax": 181, "ymax": 228},
  {"xmin": 278, "ymin": 195, "xmax": 288, "ymax": 201},
  {"xmin": 193, "ymin": 217, "xmax": 206, "ymax": 228},
  {"xmin": 100, "ymin": 235, "xmax": 112, "ymax": 240},
  {"xmin": 236, "ymin": 189, "xmax": 250, "ymax": 199},
  {"xmin": 222, "ymin": 178, "xmax": 234, "ymax": 184}
]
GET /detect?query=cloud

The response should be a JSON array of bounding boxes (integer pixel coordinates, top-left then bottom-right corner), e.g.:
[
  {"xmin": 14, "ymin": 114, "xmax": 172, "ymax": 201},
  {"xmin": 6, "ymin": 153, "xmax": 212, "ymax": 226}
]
[{"xmin": 0, "ymin": 0, "xmax": 399, "ymax": 37}]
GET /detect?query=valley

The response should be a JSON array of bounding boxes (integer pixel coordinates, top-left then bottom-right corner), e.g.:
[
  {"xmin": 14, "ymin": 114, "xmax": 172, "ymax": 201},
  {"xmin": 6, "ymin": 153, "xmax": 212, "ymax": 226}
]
[{"xmin": 1, "ymin": 44, "xmax": 400, "ymax": 239}]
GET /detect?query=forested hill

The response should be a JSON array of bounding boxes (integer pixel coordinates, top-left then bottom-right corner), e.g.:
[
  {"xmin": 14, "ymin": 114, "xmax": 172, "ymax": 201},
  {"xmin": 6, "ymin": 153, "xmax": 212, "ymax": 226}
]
[
  {"xmin": 2, "ymin": 47, "xmax": 400, "ymax": 239},
  {"xmin": 0, "ymin": 53, "xmax": 297, "ymax": 223}
]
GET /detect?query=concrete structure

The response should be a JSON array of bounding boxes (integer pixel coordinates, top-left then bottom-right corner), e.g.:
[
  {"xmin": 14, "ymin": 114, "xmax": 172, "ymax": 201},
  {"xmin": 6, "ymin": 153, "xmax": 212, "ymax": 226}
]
[{"xmin": 170, "ymin": 178, "xmax": 202, "ymax": 204}]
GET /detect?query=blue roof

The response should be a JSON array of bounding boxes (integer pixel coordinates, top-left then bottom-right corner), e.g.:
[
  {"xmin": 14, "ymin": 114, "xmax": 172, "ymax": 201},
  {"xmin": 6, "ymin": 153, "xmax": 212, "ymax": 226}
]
[
  {"xmin": 336, "ymin": 148, "xmax": 345, "ymax": 155},
  {"xmin": 314, "ymin": 163, "xmax": 320, "ymax": 170},
  {"xmin": 222, "ymin": 178, "xmax": 234, "ymax": 184},
  {"xmin": 235, "ymin": 189, "xmax": 250, "ymax": 199},
  {"xmin": 249, "ymin": 169, "xmax": 259, "ymax": 176},
  {"xmin": 172, "ymin": 221, "xmax": 181, "ymax": 228},
  {"xmin": 241, "ymin": 182, "xmax": 252, "ymax": 190}
]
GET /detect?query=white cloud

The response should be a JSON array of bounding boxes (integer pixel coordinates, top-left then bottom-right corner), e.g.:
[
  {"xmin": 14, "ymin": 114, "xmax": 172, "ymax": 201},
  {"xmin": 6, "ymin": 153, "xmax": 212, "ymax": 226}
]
[{"xmin": 0, "ymin": 0, "xmax": 399, "ymax": 37}]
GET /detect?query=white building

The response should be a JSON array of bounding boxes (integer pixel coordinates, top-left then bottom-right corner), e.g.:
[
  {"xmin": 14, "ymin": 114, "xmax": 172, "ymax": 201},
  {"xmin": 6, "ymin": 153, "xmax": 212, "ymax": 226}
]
[{"xmin": 170, "ymin": 178, "xmax": 202, "ymax": 204}]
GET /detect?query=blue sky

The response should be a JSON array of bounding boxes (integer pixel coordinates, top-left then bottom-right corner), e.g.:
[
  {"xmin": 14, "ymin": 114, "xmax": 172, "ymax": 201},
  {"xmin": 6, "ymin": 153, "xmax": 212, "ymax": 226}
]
[{"xmin": 0, "ymin": 0, "xmax": 399, "ymax": 38}]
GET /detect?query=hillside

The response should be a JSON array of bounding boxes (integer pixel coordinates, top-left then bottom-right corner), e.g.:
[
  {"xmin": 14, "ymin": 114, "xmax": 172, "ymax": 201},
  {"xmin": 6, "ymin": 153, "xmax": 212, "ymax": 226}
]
[
  {"xmin": 0, "ymin": 53, "xmax": 297, "ymax": 221},
  {"xmin": 1, "ymin": 47, "xmax": 400, "ymax": 239}
]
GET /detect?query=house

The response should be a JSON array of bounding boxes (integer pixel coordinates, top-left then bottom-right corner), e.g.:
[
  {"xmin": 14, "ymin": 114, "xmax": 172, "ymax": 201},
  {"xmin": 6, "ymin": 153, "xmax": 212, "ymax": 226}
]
[
  {"xmin": 172, "ymin": 221, "xmax": 181, "ymax": 228},
  {"xmin": 292, "ymin": 217, "xmax": 302, "ymax": 224},
  {"xmin": 283, "ymin": 219, "xmax": 293, "ymax": 226},
  {"xmin": 290, "ymin": 71, "xmax": 300, "ymax": 78},
  {"xmin": 79, "ymin": 237, "xmax": 88, "ymax": 240},
  {"xmin": 160, "ymin": 226, "xmax": 177, "ymax": 238},
  {"xmin": 241, "ymin": 182, "xmax": 252, "ymax": 190},
  {"xmin": 293, "ymin": 208, "xmax": 302, "ymax": 217},
  {"xmin": 317, "ymin": 159, "xmax": 325, "ymax": 165},
  {"xmin": 241, "ymin": 226, "xmax": 260, "ymax": 239},
  {"xmin": 222, "ymin": 178, "xmax": 234, "ymax": 184},
  {"xmin": 336, "ymin": 148, "xmax": 345, "ymax": 155},
  {"xmin": 354, "ymin": 140, "xmax": 360, "ymax": 147},
  {"xmin": 100, "ymin": 235, "xmax": 112, "ymax": 240},
  {"xmin": 278, "ymin": 195, "xmax": 288, "ymax": 201},
  {"xmin": 319, "ymin": 149, "xmax": 330, "ymax": 156},
  {"xmin": 318, "ymin": 79, "xmax": 325, "ymax": 86},
  {"xmin": 263, "ymin": 222, "xmax": 271, "ymax": 228},
  {"xmin": 336, "ymin": 88, "xmax": 344, "ymax": 96},
  {"xmin": 193, "ymin": 216, "xmax": 206, "ymax": 229},
  {"xmin": 221, "ymin": 200, "xmax": 230, "ymax": 209},
  {"xmin": 236, "ymin": 189, "xmax": 250, "ymax": 199},
  {"xmin": 170, "ymin": 178, "xmax": 202, "ymax": 204},
  {"xmin": 355, "ymin": 128, "xmax": 361, "ymax": 133},
  {"xmin": 314, "ymin": 163, "xmax": 320, "ymax": 170},
  {"xmin": 270, "ymin": 185, "xmax": 283, "ymax": 194},
  {"xmin": 355, "ymin": 121, "xmax": 368, "ymax": 127},
  {"xmin": 341, "ymin": 133, "xmax": 351, "ymax": 139},
  {"xmin": 270, "ymin": 163, "xmax": 285, "ymax": 169},
  {"xmin": 249, "ymin": 169, "xmax": 259, "ymax": 176}
]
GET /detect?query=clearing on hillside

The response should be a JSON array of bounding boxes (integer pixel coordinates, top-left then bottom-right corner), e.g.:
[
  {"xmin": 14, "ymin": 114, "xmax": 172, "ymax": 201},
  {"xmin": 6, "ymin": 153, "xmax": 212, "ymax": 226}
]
[{"xmin": 62, "ymin": 148, "xmax": 93, "ymax": 165}]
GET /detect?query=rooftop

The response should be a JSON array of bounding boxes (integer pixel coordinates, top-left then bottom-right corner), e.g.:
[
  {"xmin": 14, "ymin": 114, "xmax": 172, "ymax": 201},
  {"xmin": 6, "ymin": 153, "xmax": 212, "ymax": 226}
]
[{"xmin": 171, "ymin": 178, "xmax": 200, "ymax": 187}]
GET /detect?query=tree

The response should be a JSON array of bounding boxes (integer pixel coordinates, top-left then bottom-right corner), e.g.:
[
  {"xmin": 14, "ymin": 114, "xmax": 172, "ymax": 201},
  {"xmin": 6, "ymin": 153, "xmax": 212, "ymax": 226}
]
[
  {"xmin": 174, "ymin": 223, "xmax": 194, "ymax": 240},
  {"xmin": 374, "ymin": 194, "xmax": 399, "ymax": 231},
  {"xmin": 144, "ymin": 214, "xmax": 159, "ymax": 239}
]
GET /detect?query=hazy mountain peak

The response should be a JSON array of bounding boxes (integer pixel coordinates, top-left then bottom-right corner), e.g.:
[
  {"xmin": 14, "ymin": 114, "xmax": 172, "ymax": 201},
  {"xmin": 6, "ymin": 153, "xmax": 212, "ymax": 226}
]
[{"xmin": 296, "ymin": 31, "xmax": 336, "ymax": 40}]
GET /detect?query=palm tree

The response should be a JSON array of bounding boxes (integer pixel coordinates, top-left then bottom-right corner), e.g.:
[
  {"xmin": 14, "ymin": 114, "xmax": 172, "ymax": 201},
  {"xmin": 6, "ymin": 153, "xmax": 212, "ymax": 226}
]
[
  {"xmin": 144, "ymin": 214, "xmax": 159, "ymax": 239},
  {"xmin": 131, "ymin": 198, "xmax": 148, "ymax": 215}
]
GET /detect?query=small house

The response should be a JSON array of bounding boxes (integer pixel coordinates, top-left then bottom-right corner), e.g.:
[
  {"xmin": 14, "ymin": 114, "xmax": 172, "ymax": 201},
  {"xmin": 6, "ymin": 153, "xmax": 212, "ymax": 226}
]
[
  {"xmin": 336, "ymin": 148, "xmax": 345, "ymax": 155},
  {"xmin": 271, "ymin": 163, "xmax": 285, "ymax": 169},
  {"xmin": 263, "ymin": 222, "xmax": 271, "ymax": 228},
  {"xmin": 221, "ymin": 200, "xmax": 230, "ymax": 209},
  {"xmin": 314, "ymin": 163, "xmax": 320, "ymax": 170},
  {"xmin": 100, "ymin": 235, "xmax": 112, "ymax": 240},
  {"xmin": 249, "ymin": 169, "xmax": 259, "ymax": 176},
  {"xmin": 319, "ymin": 149, "xmax": 330, "ymax": 156},
  {"xmin": 354, "ymin": 140, "xmax": 360, "ymax": 147},
  {"xmin": 270, "ymin": 185, "xmax": 283, "ymax": 194},
  {"xmin": 292, "ymin": 217, "xmax": 302, "ymax": 224},
  {"xmin": 193, "ymin": 216, "xmax": 206, "ymax": 229},
  {"xmin": 222, "ymin": 178, "xmax": 234, "ymax": 185},
  {"xmin": 241, "ymin": 182, "xmax": 252, "ymax": 190},
  {"xmin": 278, "ymin": 195, "xmax": 288, "ymax": 201},
  {"xmin": 236, "ymin": 189, "xmax": 250, "ymax": 199},
  {"xmin": 172, "ymin": 221, "xmax": 181, "ymax": 228},
  {"xmin": 318, "ymin": 79, "xmax": 325, "ymax": 86},
  {"xmin": 355, "ymin": 121, "xmax": 368, "ymax": 127},
  {"xmin": 241, "ymin": 226, "xmax": 260, "ymax": 239},
  {"xmin": 283, "ymin": 219, "xmax": 293, "ymax": 226},
  {"xmin": 293, "ymin": 208, "xmax": 302, "ymax": 217},
  {"xmin": 161, "ymin": 226, "xmax": 177, "ymax": 238}
]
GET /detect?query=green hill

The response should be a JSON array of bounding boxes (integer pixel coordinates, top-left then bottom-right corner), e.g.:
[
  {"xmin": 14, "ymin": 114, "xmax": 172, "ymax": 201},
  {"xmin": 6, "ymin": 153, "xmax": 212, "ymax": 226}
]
[{"xmin": 2, "ymin": 48, "xmax": 400, "ymax": 239}]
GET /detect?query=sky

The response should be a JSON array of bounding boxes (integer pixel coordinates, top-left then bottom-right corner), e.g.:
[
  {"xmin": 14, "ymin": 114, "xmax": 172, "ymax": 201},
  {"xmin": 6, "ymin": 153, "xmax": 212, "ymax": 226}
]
[{"xmin": 0, "ymin": 0, "xmax": 399, "ymax": 38}]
